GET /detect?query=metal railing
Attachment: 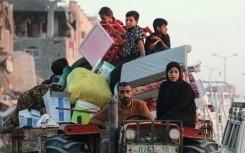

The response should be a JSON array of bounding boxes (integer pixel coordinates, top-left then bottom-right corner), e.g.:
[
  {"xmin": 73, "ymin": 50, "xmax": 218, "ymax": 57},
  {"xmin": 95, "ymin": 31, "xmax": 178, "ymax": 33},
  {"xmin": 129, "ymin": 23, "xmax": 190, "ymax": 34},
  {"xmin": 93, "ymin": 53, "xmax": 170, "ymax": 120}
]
[{"xmin": 200, "ymin": 81, "xmax": 234, "ymax": 145}]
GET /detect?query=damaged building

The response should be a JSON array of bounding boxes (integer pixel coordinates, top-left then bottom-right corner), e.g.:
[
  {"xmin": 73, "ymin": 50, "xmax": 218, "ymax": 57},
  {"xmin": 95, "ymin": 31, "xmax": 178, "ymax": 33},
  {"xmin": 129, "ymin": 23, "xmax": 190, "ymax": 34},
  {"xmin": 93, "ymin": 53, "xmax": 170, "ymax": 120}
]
[
  {"xmin": 0, "ymin": 0, "xmax": 36, "ymax": 107},
  {"xmin": 0, "ymin": 0, "xmax": 13, "ymax": 55},
  {"xmin": 6, "ymin": 0, "xmax": 97, "ymax": 80}
]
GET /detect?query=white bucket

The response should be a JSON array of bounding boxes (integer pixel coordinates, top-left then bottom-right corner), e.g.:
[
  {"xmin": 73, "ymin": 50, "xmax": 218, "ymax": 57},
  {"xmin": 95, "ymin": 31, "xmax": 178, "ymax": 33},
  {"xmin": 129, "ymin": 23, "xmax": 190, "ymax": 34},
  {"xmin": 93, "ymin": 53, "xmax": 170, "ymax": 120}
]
[{"xmin": 71, "ymin": 100, "xmax": 100, "ymax": 124}]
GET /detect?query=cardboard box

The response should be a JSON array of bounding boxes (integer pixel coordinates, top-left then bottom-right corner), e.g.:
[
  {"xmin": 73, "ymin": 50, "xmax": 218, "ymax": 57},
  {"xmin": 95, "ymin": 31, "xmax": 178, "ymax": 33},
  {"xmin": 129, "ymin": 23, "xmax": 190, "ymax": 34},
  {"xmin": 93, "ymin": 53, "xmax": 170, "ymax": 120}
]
[
  {"xmin": 18, "ymin": 109, "xmax": 41, "ymax": 128},
  {"xmin": 42, "ymin": 89, "xmax": 71, "ymax": 122},
  {"xmin": 71, "ymin": 100, "xmax": 100, "ymax": 124}
]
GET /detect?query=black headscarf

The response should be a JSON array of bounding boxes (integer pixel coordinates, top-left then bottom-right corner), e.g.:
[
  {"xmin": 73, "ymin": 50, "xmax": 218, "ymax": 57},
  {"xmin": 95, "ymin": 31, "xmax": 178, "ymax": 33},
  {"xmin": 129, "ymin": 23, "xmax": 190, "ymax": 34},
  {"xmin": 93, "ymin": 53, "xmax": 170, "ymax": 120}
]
[
  {"xmin": 165, "ymin": 61, "xmax": 182, "ymax": 83},
  {"xmin": 165, "ymin": 62, "xmax": 184, "ymax": 97},
  {"xmin": 157, "ymin": 62, "xmax": 196, "ymax": 127}
]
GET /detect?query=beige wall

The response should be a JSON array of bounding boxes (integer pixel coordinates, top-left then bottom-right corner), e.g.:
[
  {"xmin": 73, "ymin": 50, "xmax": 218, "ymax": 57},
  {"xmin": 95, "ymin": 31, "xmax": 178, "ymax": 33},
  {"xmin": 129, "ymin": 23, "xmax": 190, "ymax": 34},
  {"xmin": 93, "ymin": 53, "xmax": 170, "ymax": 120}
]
[
  {"xmin": 3, "ymin": 52, "xmax": 36, "ymax": 95},
  {"xmin": 0, "ymin": 1, "xmax": 13, "ymax": 55}
]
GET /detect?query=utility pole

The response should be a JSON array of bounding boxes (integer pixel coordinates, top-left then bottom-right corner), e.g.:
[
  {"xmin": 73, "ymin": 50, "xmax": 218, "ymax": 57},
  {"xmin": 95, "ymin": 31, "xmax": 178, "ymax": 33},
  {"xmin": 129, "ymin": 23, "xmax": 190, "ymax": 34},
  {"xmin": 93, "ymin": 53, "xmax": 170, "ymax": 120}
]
[{"xmin": 212, "ymin": 53, "xmax": 238, "ymax": 82}]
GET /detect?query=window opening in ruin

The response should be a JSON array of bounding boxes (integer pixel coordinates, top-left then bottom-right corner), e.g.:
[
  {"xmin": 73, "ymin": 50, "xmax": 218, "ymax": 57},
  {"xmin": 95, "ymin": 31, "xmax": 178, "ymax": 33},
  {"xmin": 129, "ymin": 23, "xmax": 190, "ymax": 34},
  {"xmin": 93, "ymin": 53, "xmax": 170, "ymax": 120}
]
[
  {"xmin": 14, "ymin": 11, "xmax": 47, "ymax": 38},
  {"xmin": 24, "ymin": 47, "xmax": 40, "ymax": 59},
  {"xmin": 4, "ymin": 8, "xmax": 11, "ymax": 31},
  {"xmin": 54, "ymin": 11, "xmax": 69, "ymax": 37}
]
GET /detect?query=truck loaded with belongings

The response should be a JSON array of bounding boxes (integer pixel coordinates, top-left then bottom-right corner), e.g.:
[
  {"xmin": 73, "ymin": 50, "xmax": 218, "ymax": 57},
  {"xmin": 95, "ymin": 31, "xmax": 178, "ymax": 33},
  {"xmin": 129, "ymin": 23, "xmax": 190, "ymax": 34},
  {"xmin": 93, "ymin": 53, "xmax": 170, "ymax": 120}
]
[{"xmin": 7, "ymin": 20, "xmax": 219, "ymax": 153}]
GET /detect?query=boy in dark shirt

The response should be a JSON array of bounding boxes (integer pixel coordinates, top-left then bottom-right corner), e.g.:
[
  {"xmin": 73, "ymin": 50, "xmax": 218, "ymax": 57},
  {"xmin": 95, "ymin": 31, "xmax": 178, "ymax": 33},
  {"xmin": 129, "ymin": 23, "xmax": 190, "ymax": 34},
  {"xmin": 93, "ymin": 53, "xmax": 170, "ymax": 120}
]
[
  {"xmin": 122, "ymin": 10, "xmax": 145, "ymax": 59},
  {"xmin": 110, "ymin": 10, "xmax": 145, "ymax": 93},
  {"xmin": 145, "ymin": 18, "xmax": 171, "ymax": 55}
]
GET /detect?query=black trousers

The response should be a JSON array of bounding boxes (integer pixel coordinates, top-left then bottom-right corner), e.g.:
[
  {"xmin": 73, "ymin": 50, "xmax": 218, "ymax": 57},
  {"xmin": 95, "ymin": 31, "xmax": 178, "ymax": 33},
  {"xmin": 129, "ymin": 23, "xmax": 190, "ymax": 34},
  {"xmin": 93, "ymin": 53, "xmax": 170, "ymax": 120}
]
[{"xmin": 109, "ymin": 56, "xmax": 137, "ymax": 94}]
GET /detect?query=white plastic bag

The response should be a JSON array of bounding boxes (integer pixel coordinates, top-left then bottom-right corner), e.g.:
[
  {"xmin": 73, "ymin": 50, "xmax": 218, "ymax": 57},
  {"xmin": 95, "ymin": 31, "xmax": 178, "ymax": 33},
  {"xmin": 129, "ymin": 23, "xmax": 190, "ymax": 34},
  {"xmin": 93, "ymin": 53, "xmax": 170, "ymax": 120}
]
[{"xmin": 36, "ymin": 114, "xmax": 59, "ymax": 128}]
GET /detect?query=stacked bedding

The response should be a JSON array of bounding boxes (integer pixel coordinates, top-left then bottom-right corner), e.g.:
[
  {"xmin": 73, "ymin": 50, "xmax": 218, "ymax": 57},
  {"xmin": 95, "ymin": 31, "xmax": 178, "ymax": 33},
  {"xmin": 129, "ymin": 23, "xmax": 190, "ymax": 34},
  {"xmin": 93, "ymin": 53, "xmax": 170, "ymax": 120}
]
[{"xmin": 121, "ymin": 45, "xmax": 191, "ymax": 88}]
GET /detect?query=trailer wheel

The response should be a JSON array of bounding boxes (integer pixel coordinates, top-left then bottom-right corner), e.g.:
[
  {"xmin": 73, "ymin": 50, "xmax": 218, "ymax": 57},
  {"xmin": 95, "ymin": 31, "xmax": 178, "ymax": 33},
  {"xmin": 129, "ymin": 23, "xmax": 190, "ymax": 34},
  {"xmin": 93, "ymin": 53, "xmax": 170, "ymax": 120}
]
[
  {"xmin": 44, "ymin": 134, "xmax": 87, "ymax": 153},
  {"xmin": 183, "ymin": 138, "xmax": 220, "ymax": 153}
]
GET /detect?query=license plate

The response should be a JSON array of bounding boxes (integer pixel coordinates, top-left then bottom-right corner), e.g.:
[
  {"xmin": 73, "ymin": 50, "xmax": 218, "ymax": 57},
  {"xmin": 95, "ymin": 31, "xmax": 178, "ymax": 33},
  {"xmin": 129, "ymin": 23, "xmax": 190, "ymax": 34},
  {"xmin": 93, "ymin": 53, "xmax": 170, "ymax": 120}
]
[{"xmin": 127, "ymin": 145, "xmax": 178, "ymax": 153}]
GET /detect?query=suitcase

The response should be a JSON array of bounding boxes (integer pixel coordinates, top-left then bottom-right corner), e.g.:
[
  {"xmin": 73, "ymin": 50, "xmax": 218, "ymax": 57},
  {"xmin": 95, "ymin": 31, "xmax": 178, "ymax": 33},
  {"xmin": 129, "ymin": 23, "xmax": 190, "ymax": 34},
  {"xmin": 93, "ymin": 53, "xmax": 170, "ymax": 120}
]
[{"xmin": 11, "ymin": 127, "xmax": 58, "ymax": 153}]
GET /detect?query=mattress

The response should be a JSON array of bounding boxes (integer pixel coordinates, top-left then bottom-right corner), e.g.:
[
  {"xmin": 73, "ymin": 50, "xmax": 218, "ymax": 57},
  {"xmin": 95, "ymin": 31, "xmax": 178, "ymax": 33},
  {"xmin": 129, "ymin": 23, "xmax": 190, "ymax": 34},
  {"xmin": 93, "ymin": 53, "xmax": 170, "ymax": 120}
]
[
  {"xmin": 120, "ymin": 45, "xmax": 191, "ymax": 88},
  {"xmin": 132, "ymin": 79, "xmax": 165, "ymax": 96},
  {"xmin": 187, "ymin": 61, "xmax": 201, "ymax": 73},
  {"xmin": 133, "ymin": 89, "xmax": 159, "ymax": 100}
]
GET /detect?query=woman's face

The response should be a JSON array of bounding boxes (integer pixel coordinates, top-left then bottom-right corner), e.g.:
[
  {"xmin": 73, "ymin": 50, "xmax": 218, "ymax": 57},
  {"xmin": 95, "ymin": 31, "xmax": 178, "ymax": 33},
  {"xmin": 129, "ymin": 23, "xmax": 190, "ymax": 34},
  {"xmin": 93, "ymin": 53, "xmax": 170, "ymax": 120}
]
[{"xmin": 167, "ymin": 67, "xmax": 180, "ymax": 82}]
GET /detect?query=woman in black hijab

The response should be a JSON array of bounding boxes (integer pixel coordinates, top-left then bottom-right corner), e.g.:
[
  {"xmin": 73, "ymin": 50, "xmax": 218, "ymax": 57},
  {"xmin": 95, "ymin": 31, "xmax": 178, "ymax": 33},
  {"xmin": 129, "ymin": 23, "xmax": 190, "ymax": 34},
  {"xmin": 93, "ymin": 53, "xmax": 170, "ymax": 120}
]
[{"xmin": 157, "ymin": 61, "xmax": 196, "ymax": 128}]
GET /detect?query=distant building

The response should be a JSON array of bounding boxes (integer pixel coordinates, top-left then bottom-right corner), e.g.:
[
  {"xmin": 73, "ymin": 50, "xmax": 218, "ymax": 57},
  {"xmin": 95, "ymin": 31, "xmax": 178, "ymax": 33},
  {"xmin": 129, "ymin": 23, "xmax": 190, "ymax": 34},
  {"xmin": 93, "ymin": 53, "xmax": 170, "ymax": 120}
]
[{"xmin": 6, "ymin": 0, "xmax": 98, "ymax": 79}]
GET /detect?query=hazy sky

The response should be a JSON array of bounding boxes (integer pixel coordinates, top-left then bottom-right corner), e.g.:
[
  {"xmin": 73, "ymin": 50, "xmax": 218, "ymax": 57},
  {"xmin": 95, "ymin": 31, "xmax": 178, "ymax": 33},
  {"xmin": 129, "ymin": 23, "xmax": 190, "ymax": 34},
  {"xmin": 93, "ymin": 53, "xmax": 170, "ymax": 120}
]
[{"xmin": 73, "ymin": 0, "xmax": 245, "ymax": 100}]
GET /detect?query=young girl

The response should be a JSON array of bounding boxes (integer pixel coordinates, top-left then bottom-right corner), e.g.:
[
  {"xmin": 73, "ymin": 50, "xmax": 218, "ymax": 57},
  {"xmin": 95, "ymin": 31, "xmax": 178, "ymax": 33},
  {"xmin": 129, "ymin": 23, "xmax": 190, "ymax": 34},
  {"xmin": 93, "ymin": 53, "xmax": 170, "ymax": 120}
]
[{"xmin": 98, "ymin": 7, "xmax": 123, "ymax": 25}]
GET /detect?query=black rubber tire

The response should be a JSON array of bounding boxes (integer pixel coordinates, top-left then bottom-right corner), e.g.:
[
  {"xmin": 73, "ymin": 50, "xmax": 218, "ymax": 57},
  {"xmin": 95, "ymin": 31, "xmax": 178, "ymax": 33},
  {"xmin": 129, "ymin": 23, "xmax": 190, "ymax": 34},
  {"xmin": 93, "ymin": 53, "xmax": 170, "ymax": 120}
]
[
  {"xmin": 44, "ymin": 134, "xmax": 87, "ymax": 153},
  {"xmin": 183, "ymin": 138, "xmax": 220, "ymax": 153}
]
